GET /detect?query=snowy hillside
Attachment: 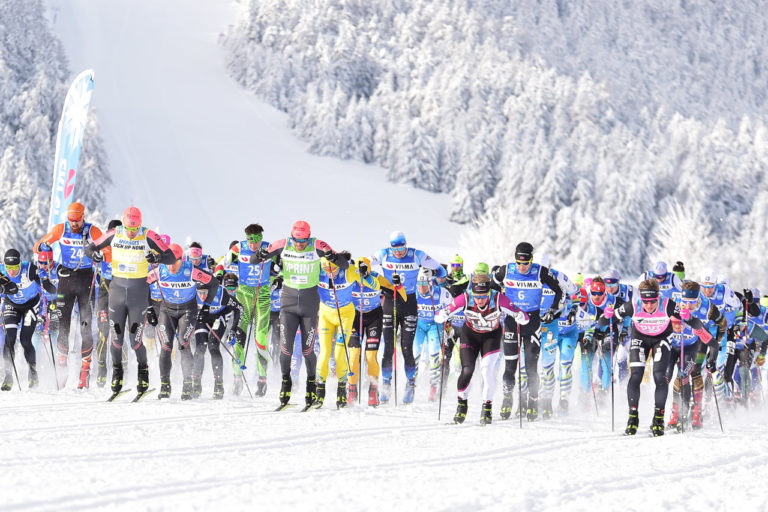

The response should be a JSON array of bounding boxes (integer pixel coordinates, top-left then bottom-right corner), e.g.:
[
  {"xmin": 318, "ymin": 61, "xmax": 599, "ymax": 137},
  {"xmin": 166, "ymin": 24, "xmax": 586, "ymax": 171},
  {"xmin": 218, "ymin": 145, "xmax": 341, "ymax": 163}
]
[
  {"xmin": 0, "ymin": 0, "xmax": 108, "ymax": 256},
  {"xmin": 225, "ymin": 0, "xmax": 768, "ymax": 287},
  {"xmin": 45, "ymin": 0, "xmax": 463, "ymax": 263}
]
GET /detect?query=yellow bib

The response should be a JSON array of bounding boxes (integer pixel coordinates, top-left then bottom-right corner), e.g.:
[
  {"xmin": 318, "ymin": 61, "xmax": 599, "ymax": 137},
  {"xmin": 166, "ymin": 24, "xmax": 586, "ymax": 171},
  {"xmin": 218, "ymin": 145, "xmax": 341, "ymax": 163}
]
[{"xmin": 111, "ymin": 227, "xmax": 150, "ymax": 278}]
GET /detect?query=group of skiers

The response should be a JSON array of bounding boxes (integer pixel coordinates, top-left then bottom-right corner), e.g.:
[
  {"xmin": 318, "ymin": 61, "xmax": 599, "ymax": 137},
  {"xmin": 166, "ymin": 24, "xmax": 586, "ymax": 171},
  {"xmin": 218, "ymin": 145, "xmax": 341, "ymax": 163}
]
[{"xmin": 1, "ymin": 203, "xmax": 765, "ymax": 436}]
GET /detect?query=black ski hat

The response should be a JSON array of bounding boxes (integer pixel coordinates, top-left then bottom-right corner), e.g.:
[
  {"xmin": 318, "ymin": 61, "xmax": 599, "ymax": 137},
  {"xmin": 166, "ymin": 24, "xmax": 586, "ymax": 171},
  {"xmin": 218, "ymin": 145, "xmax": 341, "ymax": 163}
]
[
  {"xmin": 672, "ymin": 261, "xmax": 685, "ymax": 272},
  {"xmin": 471, "ymin": 280, "xmax": 491, "ymax": 295},
  {"xmin": 4, "ymin": 249, "xmax": 20, "ymax": 266},
  {"xmin": 515, "ymin": 242, "xmax": 534, "ymax": 260}
]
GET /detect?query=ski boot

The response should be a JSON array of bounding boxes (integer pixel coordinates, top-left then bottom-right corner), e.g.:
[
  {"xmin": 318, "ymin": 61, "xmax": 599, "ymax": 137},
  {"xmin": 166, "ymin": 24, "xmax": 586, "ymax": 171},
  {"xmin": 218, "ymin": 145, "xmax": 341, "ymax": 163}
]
[
  {"xmin": 454, "ymin": 398, "xmax": 468, "ymax": 424},
  {"xmin": 232, "ymin": 374, "xmax": 244, "ymax": 396},
  {"xmin": 1, "ymin": 372, "xmax": 13, "ymax": 391},
  {"xmin": 379, "ymin": 379, "xmax": 391, "ymax": 404},
  {"xmin": 624, "ymin": 408, "xmax": 639, "ymax": 435},
  {"xmin": 96, "ymin": 362, "xmax": 107, "ymax": 388},
  {"xmin": 305, "ymin": 377, "xmax": 316, "ymax": 408},
  {"xmin": 181, "ymin": 378, "xmax": 194, "ymax": 401},
  {"xmin": 336, "ymin": 382, "xmax": 347, "ymax": 409},
  {"xmin": 428, "ymin": 383, "xmax": 438, "ymax": 402},
  {"xmin": 255, "ymin": 377, "xmax": 268, "ymax": 397},
  {"xmin": 191, "ymin": 375, "xmax": 202, "ymax": 399},
  {"xmin": 77, "ymin": 357, "xmax": 91, "ymax": 389},
  {"xmin": 558, "ymin": 398, "xmax": 569, "ymax": 416},
  {"xmin": 213, "ymin": 378, "xmax": 224, "ymax": 400},
  {"xmin": 137, "ymin": 364, "xmax": 149, "ymax": 394},
  {"xmin": 315, "ymin": 381, "xmax": 326, "ymax": 408},
  {"xmin": 526, "ymin": 396, "xmax": 538, "ymax": 422},
  {"xmin": 403, "ymin": 378, "xmax": 416, "ymax": 404},
  {"xmin": 348, "ymin": 384, "xmax": 358, "ymax": 403},
  {"xmin": 500, "ymin": 386, "xmax": 514, "ymax": 420},
  {"xmin": 651, "ymin": 408, "xmax": 665, "ymax": 437},
  {"xmin": 667, "ymin": 402, "xmax": 680, "ymax": 431},
  {"xmin": 540, "ymin": 398, "xmax": 553, "ymax": 420},
  {"xmin": 480, "ymin": 401, "xmax": 492, "ymax": 425},
  {"xmin": 279, "ymin": 375, "xmax": 291, "ymax": 406},
  {"xmin": 158, "ymin": 381, "xmax": 171, "ymax": 399},
  {"xmin": 28, "ymin": 366, "xmax": 39, "ymax": 389},
  {"xmin": 111, "ymin": 364, "xmax": 124, "ymax": 394},
  {"xmin": 692, "ymin": 403, "xmax": 703, "ymax": 430},
  {"xmin": 368, "ymin": 384, "xmax": 379, "ymax": 407}
]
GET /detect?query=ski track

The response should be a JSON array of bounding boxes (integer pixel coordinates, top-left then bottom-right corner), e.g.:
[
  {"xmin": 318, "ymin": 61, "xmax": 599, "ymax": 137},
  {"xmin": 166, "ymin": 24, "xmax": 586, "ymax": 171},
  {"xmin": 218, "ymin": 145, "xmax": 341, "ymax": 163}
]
[{"xmin": 5, "ymin": 389, "xmax": 768, "ymax": 511}]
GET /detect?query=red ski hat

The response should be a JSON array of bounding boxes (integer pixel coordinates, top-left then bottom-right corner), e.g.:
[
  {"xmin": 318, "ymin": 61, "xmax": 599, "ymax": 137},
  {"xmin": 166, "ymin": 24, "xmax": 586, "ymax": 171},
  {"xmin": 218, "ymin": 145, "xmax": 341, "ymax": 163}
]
[
  {"xmin": 169, "ymin": 243, "xmax": 184, "ymax": 260},
  {"xmin": 291, "ymin": 220, "xmax": 311, "ymax": 239},
  {"xmin": 590, "ymin": 280, "xmax": 606, "ymax": 294},
  {"xmin": 122, "ymin": 206, "xmax": 142, "ymax": 229}
]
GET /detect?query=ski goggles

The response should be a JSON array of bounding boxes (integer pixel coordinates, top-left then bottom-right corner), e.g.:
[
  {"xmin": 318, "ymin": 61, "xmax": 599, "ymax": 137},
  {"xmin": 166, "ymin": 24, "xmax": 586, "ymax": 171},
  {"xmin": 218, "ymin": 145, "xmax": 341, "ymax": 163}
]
[
  {"xmin": 604, "ymin": 278, "xmax": 619, "ymax": 285},
  {"xmin": 5, "ymin": 263, "xmax": 20, "ymax": 272},
  {"xmin": 246, "ymin": 233, "xmax": 263, "ymax": 243},
  {"xmin": 291, "ymin": 236, "xmax": 309, "ymax": 244},
  {"xmin": 189, "ymin": 247, "xmax": 203, "ymax": 259}
]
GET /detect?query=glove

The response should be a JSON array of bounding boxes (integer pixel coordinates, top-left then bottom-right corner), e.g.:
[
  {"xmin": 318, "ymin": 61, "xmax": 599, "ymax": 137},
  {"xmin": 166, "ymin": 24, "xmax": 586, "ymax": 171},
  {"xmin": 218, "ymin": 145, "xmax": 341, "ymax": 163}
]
[
  {"xmin": 434, "ymin": 309, "xmax": 448, "ymax": 324},
  {"xmin": 91, "ymin": 251, "xmax": 104, "ymax": 263},
  {"xmin": 56, "ymin": 265, "xmax": 71, "ymax": 278},
  {"xmin": 392, "ymin": 273, "xmax": 401, "ymax": 287},
  {"xmin": 619, "ymin": 330, "xmax": 628, "ymax": 345},
  {"xmin": 514, "ymin": 310, "xmax": 529, "ymax": 325},
  {"xmin": 541, "ymin": 307, "xmax": 558, "ymax": 324},
  {"xmin": 603, "ymin": 305, "xmax": 614, "ymax": 319},
  {"xmin": 207, "ymin": 256, "xmax": 216, "ymax": 269},
  {"xmin": 272, "ymin": 274, "xmax": 284, "ymax": 290},
  {"xmin": 255, "ymin": 247, "xmax": 270, "ymax": 263},
  {"xmin": 196, "ymin": 308, "xmax": 208, "ymax": 325},
  {"xmin": 3, "ymin": 282, "xmax": 18, "ymax": 295},
  {"xmin": 145, "ymin": 306, "xmax": 158, "ymax": 326},
  {"xmin": 230, "ymin": 251, "xmax": 239, "ymax": 264},
  {"xmin": 214, "ymin": 270, "xmax": 224, "ymax": 283},
  {"xmin": 235, "ymin": 327, "xmax": 246, "ymax": 343},
  {"xmin": 323, "ymin": 249, "xmax": 338, "ymax": 264},
  {"xmin": 706, "ymin": 358, "xmax": 717, "ymax": 373},
  {"xmin": 566, "ymin": 308, "xmax": 576, "ymax": 325},
  {"xmin": 145, "ymin": 252, "xmax": 160, "ymax": 264},
  {"xmin": 358, "ymin": 260, "xmax": 369, "ymax": 278},
  {"xmin": 744, "ymin": 288, "xmax": 754, "ymax": 303},
  {"xmin": 679, "ymin": 307, "xmax": 691, "ymax": 321},
  {"xmin": 758, "ymin": 354, "xmax": 766, "ymax": 367}
]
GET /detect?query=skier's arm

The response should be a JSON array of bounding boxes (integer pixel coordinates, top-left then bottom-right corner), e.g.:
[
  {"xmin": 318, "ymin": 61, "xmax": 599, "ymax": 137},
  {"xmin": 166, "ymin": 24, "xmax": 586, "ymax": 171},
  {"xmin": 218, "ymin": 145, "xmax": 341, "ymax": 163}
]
[
  {"xmin": 250, "ymin": 238, "xmax": 285, "ymax": 264},
  {"xmin": 316, "ymin": 240, "xmax": 348, "ymax": 270},
  {"xmin": 540, "ymin": 266, "xmax": 563, "ymax": 312},
  {"xmin": 86, "ymin": 225, "xmax": 111, "ymax": 262},
  {"xmin": 436, "ymin": 292, "xmax": 468, "ymax": 322},
  {"xmin": 709, "ymin": 303, "xmax": 727, "ymax": 343},
  {"xmin": 85, "ymin": 229, "xmax": 116, "ymax": 256},
  {"xmin": 417, "ymin": 251, "xmax": 447, "ymax": 281},
  {"xmin": 221, "ymin": 288, "xmax": 243, "ymax": 327},
  {"xmin": 146, "ymin": 230, "xmax": 176, "ymax": 265},
  {"xmin": 31, "ymin": 263, "xmax": 56, "ymax": 295},
  {"xmin": 192, "ymin": 269, "xmax": 218, "ymax": 304},
  {"xmin": 377, "ymin": 274, "xmax": 407, "ymax": 301},
  {"xmin": 498, "ymin": 293, "xmax": 528, "ymax": 321},
  {"xmin": 492, "ymin": 265, "xmax": 507, "ymax": 289},
  {"xmin": 33, "ymin": 224, "xmax": 64, "ymax": 254}
]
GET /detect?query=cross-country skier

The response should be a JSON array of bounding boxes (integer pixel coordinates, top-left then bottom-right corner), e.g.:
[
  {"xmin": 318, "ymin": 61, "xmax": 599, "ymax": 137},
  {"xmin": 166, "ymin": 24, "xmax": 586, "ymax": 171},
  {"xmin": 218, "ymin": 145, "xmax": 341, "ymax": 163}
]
[
  {"xmin": 413, "ymin": 267, "xmax": 452, "ymax": 403},
  {"xmin": 442, "ymin": 255, "xmax": 470, "ymax": 391},
  {"xmin": 32, "ymin": 245, "xmax": 60, "ymax": 377},
  {"xmin": 601, "ymin": 279, "xmax": 711, "ymax": 436},
  {"xmin": 94, "ymin": 219, "xmax": 122, "ymax": 387},
  {"xmin": 186, "ymin": 241, "xmax": 216, "ymax": 271},
  {"xmin": 193, "ymin": 272, "xmax": 243, "ymax": 399},
  {"xmin": 492, "ymin": 242, "xmax": 562, "ymax": 421},
  {"xmin": 33, "ymin": 202, "xmax": 108, "ymax": 387},
  {"xmin": 251, "ymin": 220, "xmax": 345, "ymax": 409},
  {"xmin": 435, "ymin": 273, "xmax": 529, "ymax": 425},
  {"xmin": 0, "ymin": 249, "xmax": 56, "ymax": 390},
  {"xmin": 216, "ymin": 224, "xmax": 274, "ymax": 396},
  {"xmin": 84, "ymin": 206, "xmax": 175, "ymax": 398},
  {"xmin": 639, "ymin": 261, "xmax": 682, "ymax": 301},
  {"xmin": 371, "ymin": 231, "xmax": 447, "ymax": 403}
]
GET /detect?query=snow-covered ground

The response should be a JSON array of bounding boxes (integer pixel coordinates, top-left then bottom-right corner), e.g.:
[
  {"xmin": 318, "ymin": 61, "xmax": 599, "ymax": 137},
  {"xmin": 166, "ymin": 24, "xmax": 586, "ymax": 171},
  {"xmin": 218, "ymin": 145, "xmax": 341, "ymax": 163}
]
[
  {"xmin": 7, "ymin": 1, "xmax": 765, "ymax": 510},
  {"xmin": 45, "ymin": 0, "xmax": 463, "ymax": 262}
]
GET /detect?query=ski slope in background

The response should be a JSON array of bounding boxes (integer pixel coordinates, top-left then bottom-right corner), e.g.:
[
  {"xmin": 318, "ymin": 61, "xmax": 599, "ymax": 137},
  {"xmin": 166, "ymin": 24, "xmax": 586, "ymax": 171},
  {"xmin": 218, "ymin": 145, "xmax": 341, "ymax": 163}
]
[{"xmin": 45, "ymin": 0, "xmax": 463, "ymax": 262}]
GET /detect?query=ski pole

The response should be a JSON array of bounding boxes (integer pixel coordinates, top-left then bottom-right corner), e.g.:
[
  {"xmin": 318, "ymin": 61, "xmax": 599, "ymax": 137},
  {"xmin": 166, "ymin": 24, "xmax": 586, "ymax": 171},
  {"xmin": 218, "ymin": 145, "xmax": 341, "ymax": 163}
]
[
  {"xmin": 393, "ymin": 283, "xmax": 398, "ymax": 407},
  {"xmin": 358, "ymin": 277, "xmax": 364, "ymax": 405},
  {"xmin": 709, "ymin": 369, "xmax": 724, "ymax": 432},
  {"xmin": 680, "ymin": 334, "xmax": 685, "ymax": 434},
  {"xmin": 429, "ymin": 292, "xmax": 444, "ymax": 420},
  {"xmin": 206, "ymin": 322, "xmax": 253, "ymax": 400},
  {"xmin": 518, "ymin": 322, "xmax": 523, "ymax": 429},
  {"xmin": 328, "ymin": 272, "xmax": 353, "ymax": 382},
  {"xmin": 609, "ymin": 319, "xmax": 614, "ymax": 433},
  {"xmin": 43, "ymin": 306, "xmax": 60, "ymax": 391}
]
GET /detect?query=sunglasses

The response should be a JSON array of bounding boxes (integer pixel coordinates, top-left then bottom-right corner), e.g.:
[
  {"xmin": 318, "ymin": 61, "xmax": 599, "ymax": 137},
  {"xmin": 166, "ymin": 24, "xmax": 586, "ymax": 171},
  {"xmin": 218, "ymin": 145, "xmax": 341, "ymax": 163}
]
[
  {"xmin": 246, "ymin": 234, "xmax": 263, "ymax": 243},
  {"xmin": 292, "ymin": 237, "xmax": 309, "ymax": 244},
  {"xmin": 189, "ymin": 248, "xmax": 203, "ymax": 259},
  {"xmin": 590, "ymin": 291, "xmax": 605, "ymax": 296},
  {"xmin": 416, "ymin": 281, "xmax": 430, "ymax": 287},
  {"xmin": 391, "ymin": 244, "xmax": 407, "ymax": 250},
  {"xmin": 124, "ymin": 226, "xmax": 139, "ymax": 233},
  {"xmin": 451, "ymin": 263, "xmax": 463, "ymax": 269},
  {"xmin": 641, "ymin": 297, "xmax": 659, "ymax": 303},
  {"xmin": 605, "ymin": 278, "xmax": 619, "ymax": 285},
  {"xmin": 516, "ymin": 259, "xmax": 532, "ymax": 265},
  {"xmin": 67, "ymin": 216, "xmax": 83, "ymax": 223},
  {"xmin": 225, "ymin": 286, "xmax": 237, "ymax": 293},
  {"xmin": 5, "ymin": 264, "xmax": 20, "ymax": 271},
  {"xmin": 473, "ymin": 294, "xmax": 490, "ymax": 300},
  {"xmin": 681, "ymin": 298, "xmax": 698, "ymax": 306},
  {"xmin": 701, "ymin": 284, "xmax": 715, "ymax": 289},
  {"xmin": 654, "ymin": 274, "xmax": 665, "ymax": 280}
]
